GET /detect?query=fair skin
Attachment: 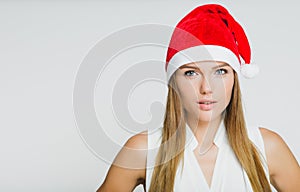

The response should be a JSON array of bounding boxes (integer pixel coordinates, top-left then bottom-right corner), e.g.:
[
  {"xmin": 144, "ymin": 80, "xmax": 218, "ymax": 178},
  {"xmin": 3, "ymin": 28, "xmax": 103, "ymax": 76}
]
[
  {"xmin": 175, "ymin": 61, "xmax": 234, "ymax": 186},
  {"xmin": 97, "ymin": 61, "xmax": 300, "ymax": 192}
]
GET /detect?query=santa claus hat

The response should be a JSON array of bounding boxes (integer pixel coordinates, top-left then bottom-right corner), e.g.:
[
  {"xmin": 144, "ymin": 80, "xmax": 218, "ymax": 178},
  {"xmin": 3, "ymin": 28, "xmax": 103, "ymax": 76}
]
[{"xmin": 165, "ymin": 4, "xmax": 259, "ymax": 81}]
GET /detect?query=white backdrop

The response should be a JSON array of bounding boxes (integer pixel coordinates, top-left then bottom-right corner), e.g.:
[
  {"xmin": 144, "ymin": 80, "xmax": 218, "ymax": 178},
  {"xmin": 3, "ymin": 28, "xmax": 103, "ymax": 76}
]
[{"xmin": 0, "ymin": 1, "xmax": 299, "ymax": 191}]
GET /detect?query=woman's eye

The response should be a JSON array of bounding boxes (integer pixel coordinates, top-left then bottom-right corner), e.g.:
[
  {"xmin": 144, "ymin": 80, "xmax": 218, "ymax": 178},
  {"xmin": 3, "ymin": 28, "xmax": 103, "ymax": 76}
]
[
  {"xmin": 215, "ymin": 68, "xmax": 227, "ymax": 75},
  {"xmin": 184, "ymin": 70, "xmax": 198, "ymax": 76}
]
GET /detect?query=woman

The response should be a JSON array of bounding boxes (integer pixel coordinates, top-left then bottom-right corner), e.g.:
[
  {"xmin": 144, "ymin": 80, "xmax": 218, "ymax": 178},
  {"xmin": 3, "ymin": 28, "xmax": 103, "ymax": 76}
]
[{"xmin": 97, "ymin": 4, "xmax": 300, "ymax": 192}]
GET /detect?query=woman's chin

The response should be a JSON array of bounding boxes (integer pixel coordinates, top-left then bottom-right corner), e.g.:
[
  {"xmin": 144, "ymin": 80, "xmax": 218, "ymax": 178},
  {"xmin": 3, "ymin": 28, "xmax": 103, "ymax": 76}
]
[
  {"xmin": 196, "ymin": 110, "xmax": 222, "ymax": 122},
  {"xmin": 185, "ymin": 108, "xmax": 223, "ymax": 122}
]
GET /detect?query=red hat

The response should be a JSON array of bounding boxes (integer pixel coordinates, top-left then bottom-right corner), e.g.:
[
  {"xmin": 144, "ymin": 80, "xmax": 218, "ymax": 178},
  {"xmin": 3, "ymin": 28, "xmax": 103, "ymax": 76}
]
[{"xmin": 165, "ymin": 4, "xmax": 259, "ymax": 81}]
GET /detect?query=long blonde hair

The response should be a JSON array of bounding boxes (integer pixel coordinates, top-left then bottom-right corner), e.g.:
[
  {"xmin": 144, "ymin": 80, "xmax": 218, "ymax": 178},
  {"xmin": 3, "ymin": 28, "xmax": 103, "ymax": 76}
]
[{"xmin": 148, "ymin": 72, "xmax": 271, "ymax": 192}]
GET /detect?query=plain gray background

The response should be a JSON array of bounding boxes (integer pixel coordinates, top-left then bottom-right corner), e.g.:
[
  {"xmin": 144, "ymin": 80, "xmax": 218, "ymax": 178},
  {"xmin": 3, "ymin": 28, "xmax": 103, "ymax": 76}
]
[{"xmin": 0, "ymin": 0, "xmax": 299, "ymax": 191}]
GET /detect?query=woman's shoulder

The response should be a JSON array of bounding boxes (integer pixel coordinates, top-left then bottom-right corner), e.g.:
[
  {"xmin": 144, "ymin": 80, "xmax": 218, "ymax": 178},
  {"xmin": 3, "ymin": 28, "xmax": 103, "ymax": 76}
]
[
  {"xmin": 247, "ymin": 126, "xmax": 285, "ymax": 153},
  {"xmin": 97, "ymin": 131, "xmax": 149, "ymax": 192},
  {"xmin": 107, "ymin": 130, "xmax": 149, "ymax": 172},
  {"xmin": 124, "ymin": 130, "xmax": 148, "ymax": 150},
  {"xmin": 258, "ymin": 127, "xmax": 292, "ymax": 160},
  {"xmin": 258, "ymin": 127, "xmax": 292, "ymax": 162},
  {"xmin": 258, "ymin": 127, "xmax": 300, "ymax": 190},
  {"xmin": 258, "ymin": 127, "xmax": 284, "ymax": 150},
  {"xmin": 115, "ymin": 130, "xmax": 148, "ymax": 169}
]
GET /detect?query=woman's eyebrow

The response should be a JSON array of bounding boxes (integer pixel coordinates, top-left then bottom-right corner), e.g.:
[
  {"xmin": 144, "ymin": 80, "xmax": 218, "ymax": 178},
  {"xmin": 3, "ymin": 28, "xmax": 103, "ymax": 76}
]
[
  {"xmin": 179, "ymin": 63, "xmax": 229, "ymax": 69},
  {"xmin": 212, "ymin": 63, "xmax": 230, "ymax": 69},
  {"xmin": 179, "ymin": 65, "xmax": 199, "ymax": 69}
]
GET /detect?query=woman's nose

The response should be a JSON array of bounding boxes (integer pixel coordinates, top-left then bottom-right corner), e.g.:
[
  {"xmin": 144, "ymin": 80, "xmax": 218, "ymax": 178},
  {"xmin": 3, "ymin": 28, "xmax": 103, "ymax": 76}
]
[{"xmin": 200, "ymin": 77, "xmax": 213, "ymax": 95}]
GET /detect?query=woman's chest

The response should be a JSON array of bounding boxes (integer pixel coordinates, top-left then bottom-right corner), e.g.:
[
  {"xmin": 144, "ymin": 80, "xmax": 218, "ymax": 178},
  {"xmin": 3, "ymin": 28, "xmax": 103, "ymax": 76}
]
[{"xmin": 173, "ymin": 145, "xmax": 253, "ymax": 192}]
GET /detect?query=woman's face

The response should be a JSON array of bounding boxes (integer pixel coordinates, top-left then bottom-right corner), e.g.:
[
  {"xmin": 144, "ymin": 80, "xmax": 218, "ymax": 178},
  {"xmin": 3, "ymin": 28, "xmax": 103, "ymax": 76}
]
[{"xmin": 174, "ymin": 61, "xmax": 234, "ymax": 122}]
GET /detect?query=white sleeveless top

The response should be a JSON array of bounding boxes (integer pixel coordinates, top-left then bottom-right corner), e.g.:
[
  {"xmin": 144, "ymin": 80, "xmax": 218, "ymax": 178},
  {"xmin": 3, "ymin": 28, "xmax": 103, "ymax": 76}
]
[{"xmin": 146, "ymin": 120, "xmax": 270, "ymax": 191}]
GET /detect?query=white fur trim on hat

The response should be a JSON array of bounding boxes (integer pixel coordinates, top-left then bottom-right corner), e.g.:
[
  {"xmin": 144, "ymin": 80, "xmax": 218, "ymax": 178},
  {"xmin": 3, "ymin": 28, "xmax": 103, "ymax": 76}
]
[{"xmin": 166, "ymin": 45, "xmax": 241, "ymax": 81}]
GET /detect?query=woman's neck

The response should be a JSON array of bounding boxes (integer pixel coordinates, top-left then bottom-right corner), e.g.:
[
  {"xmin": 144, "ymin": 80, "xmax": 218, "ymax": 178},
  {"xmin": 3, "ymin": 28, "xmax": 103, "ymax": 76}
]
[{"xmin": 185, "ymin": 113, "xmax": 224, "ymax": 145}]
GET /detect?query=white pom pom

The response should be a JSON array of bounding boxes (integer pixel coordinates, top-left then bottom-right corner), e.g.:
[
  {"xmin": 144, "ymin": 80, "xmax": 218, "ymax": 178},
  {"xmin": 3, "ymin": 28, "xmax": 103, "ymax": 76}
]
[{"xmin": 240, "ymin": 64, "xmax": 259, "ymax": 79}]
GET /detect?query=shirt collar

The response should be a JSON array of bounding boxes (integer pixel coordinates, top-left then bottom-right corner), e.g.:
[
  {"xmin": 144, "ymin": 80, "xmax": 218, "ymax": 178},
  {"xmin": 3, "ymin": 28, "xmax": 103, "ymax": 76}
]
[{"xmin": 185, "ymin": 116, "xmax": 227, "ymax": 150}]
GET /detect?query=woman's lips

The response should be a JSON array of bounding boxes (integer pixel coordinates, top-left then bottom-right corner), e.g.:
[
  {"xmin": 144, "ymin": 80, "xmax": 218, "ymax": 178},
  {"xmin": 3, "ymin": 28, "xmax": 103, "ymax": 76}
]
[{"xmin": 197, "ymin": 100, "xmax": 217, "ymax": 111}]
